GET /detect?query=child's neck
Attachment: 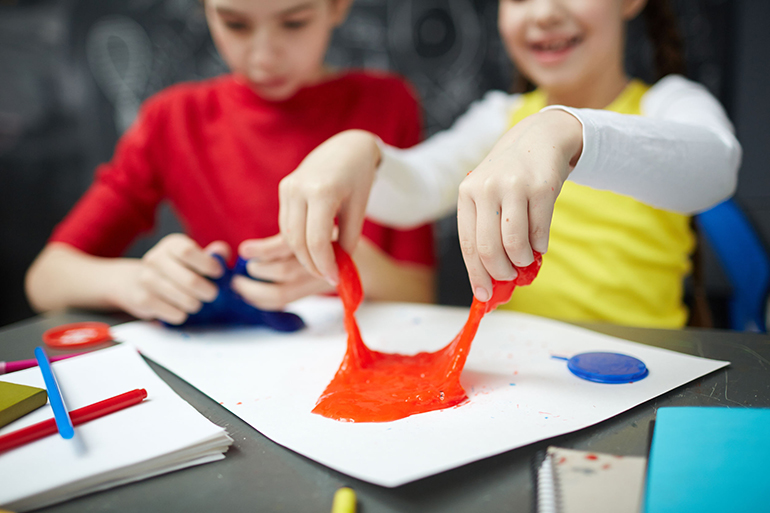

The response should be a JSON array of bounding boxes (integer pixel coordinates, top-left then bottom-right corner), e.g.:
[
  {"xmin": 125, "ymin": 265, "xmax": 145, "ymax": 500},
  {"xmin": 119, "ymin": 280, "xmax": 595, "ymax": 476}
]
[{"xmin": 544, "ymin": 70, "xmax": 630, "ymax": 110}]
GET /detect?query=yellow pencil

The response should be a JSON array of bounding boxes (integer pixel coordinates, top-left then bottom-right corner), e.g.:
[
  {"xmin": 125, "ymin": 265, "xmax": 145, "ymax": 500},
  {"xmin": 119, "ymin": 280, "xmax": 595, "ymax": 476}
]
[{"xmin": 331, "ymin": 487, "xmax": 357, "ymax": 513}]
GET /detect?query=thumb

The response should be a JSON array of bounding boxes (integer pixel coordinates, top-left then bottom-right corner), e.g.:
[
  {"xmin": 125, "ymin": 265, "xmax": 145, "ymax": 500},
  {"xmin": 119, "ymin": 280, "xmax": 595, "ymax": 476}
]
[{"xmin": 204, "ymin": 240, "xmax": 232, "ymax": 261}]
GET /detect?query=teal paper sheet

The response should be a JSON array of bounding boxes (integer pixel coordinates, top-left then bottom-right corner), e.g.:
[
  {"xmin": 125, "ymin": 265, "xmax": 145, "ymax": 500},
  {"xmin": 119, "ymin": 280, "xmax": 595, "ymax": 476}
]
[{"xmin": 645, "ymin": 407, "xmax": 770, "ymax": 513}]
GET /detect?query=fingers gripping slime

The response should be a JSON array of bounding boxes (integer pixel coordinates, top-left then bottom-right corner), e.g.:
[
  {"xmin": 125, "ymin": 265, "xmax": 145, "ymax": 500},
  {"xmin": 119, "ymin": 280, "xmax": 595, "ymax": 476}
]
[
  {"xmin": 165, "ymin": 255, "xmax": 304, "ymax": 331},
  {"xmin": 312, "ymin": 243, "xmax": 542, "ymax": 423}
]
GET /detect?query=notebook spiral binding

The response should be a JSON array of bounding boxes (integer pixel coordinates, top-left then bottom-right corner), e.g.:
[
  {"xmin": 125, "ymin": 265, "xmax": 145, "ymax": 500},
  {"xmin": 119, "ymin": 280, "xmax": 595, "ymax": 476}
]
[{"xmin": 533, "ymin": 448, "xmax": 561, "ymax": 513}]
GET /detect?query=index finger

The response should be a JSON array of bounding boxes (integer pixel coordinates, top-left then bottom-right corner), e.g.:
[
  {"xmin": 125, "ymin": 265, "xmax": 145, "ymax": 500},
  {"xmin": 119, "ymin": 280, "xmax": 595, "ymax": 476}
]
[
  {"xmin": 457, "ymin": 195, "xmax": 493, "ymax": 302},
  {"xmin": 170, "ymin": 240, "xmax": 223, "ymax": 278},
  {"xmin": 336, "ymin": 189, "xmax": 368, "ymax": 258},
  {"xmin": 239, "ymin": 235, "xmax": 294, "ymax": 261},
  {"xmin": 305, "ymin": 197, "xmax": 340, "ymax": 285}
]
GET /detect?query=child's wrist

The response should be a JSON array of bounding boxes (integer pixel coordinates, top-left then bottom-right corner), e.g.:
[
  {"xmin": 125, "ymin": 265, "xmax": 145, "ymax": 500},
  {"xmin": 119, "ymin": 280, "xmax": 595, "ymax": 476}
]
[
  {"xmin": 539, "ymin": 109, "xmax": 583, "ymax": 169},
  {"xmin": 370, "ymin": 135, "xmax": 382, "ymax": 169},
  {"xmin": 339, "ymin": 129, "xmax": 381, "ymax": 170},
  {"xmin": 101, "ymin": 259, "xmax": 140, "ymax": 311}
]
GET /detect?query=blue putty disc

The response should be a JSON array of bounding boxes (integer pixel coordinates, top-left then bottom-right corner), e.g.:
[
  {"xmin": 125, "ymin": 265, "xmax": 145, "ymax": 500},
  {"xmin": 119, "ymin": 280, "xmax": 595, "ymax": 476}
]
[{"xmin": 567, "ymin": 352, "xmax": 648, "ymax": 384}]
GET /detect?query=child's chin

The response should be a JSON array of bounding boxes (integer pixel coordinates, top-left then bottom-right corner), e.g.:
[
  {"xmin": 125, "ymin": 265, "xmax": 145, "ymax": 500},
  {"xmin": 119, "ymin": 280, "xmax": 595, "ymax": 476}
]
[{"xmin": 252, "ymin": 84, "xmax": 298, "ymax": 102}]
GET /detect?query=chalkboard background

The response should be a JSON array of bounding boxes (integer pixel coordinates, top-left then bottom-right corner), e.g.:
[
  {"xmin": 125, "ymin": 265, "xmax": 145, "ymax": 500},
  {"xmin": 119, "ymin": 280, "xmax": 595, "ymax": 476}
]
[{"xmin": 2, "ymin": 0, "xmax": 767, "ymax": 328}]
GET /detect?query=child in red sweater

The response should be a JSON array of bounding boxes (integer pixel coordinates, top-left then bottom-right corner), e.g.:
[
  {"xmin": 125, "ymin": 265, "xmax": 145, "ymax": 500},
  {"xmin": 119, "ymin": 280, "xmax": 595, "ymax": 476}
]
[{"xmin": 25, "ymin": 0, "xmax": 435, "ymax": 325}]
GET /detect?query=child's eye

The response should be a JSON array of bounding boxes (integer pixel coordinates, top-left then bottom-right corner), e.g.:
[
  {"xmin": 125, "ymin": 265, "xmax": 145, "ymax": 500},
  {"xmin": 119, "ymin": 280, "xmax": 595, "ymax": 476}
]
[
  {"xmin": 283, "ymin": 19, "xmax": 311, "ymax": 30},
  {"xmin": 223, "ymin": 20, "xmax": 249, "ymax": 32}
]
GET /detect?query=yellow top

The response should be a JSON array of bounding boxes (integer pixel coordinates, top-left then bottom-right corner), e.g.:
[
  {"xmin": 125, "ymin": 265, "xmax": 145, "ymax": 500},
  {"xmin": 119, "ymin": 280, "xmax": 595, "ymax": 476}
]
[{"xmin": 500, "ymin": 80, "xmax": 694, "ymax": 327}]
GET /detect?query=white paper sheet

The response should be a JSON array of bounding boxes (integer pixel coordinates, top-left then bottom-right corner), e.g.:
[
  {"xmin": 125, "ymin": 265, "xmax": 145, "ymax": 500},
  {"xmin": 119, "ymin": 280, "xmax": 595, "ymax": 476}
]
[
  {"xmin": 112, "ymin": 297, "xmax": 728, "ymax": 487},
  {"xmin": 0, "ymin": 345, "xmax": 232, "ymax": 511}
]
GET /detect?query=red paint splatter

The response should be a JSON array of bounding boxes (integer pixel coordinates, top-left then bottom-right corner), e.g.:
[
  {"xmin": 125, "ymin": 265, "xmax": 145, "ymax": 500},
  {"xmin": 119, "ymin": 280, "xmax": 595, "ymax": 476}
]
[
  {"xmin": 602, "ymin": 463, "xmax": 611, "ymax": 469},
  {"xmin": 557, "ymin": 457, "xmax": 567, "ymax": 465},
  {"xmin": 585, "ymin": 454, "xmax": 598, "ymax": 460},
  {"xmin": 312, "ymin": 243, "xmax": 542, "ymax": 423},
  {"xmin": 236, "ymin": 402, "xmax": 242, "ymax": 405}
]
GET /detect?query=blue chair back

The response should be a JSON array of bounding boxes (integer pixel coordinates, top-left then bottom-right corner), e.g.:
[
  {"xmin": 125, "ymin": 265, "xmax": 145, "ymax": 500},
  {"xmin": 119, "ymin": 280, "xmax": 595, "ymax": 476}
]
[{"xmin": 696, "ymin": 199, "xmax": 770, "ymax": 332}]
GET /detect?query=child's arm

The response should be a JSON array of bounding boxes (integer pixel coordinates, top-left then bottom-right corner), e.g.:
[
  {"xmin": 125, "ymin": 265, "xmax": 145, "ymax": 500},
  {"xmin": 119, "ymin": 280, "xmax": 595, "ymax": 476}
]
[
  {"xmin": 283, "ymin": 77, "xmax": 740, "ymax": 303},
  {"xmin": 352, "ymin": 238, "xmax": 434, "ymax": 304},
  {"xmin": 279, "ymin": 92, "xmax": 512, "ymax": 285},
  {"xmin": 232, "ymin": 235, "xmax": 434, "ymax": 310},
  {"xmin": 454, "ymin": 109, "xmax": 583, "ymax": 301},
  {"xmin": 456, "ymin": 77, "xmax": 740, "ymax": 301},
  {"xmin": 25, "ymin": 236, "xmax": 227, "ymax": 325},
  {"xmin": 545, "ymin": 75, "xmax": 741, "ymax": 213}
]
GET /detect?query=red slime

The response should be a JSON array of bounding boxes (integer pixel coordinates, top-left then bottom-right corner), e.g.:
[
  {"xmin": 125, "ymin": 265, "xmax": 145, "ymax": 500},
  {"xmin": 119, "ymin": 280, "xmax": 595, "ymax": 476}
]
[{"xmin": 312, "ymin": 243, "xmax": 542, "ymax": 423}]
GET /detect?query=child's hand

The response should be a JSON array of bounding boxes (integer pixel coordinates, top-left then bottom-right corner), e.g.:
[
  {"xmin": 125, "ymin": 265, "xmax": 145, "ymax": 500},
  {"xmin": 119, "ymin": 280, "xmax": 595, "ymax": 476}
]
[
  {"xmin": 117, "ymin": 234, "xmax": 229, "ymax": 324},
  {"xmin": 278, "ymin": 129, "xmax": 381, "ymax": 286},
  {"xmin": 233, "ymin": 235, "xmax": 335, "ymax": 311},
  {"xmin": 458, "ymin": 109, "xmax": 582, "ymax": 302}
]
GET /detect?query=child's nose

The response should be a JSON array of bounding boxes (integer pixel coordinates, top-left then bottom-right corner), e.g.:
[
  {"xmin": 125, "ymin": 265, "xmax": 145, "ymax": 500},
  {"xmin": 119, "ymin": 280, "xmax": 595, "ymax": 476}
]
[
  {"xmin": 247, "ymin": 28, "xmax": 283, "ymax": 71},
  {"xmin": 529, "ymin": 0, "xmax": 566, "ymax": 27}
]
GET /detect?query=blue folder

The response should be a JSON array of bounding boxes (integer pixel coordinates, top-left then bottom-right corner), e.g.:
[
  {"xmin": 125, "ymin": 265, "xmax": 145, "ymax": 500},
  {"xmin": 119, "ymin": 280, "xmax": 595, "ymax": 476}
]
[{"xmin": 644, "ymin": 407, "xmax": 770, "ymax": 513}]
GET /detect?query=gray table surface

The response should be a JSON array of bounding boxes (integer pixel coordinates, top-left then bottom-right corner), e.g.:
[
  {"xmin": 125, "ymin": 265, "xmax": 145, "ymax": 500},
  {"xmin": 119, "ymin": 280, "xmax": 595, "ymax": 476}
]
[{"xmin": 1, "ymin": 311, "xmax": 768, "ymax": 513}]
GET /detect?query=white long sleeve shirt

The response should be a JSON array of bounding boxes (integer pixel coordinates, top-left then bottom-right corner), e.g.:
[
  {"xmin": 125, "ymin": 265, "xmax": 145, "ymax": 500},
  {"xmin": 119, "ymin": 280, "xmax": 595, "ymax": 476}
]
[{"xmin": 366, "ymin": 75, "xmax": 741, "ymax": 228}]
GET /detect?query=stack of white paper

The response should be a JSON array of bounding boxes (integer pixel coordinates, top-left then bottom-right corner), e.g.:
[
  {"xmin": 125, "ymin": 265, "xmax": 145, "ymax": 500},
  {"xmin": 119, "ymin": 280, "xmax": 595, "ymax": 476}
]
[{"xmin": 0, "ymin": 345, "xmax": 232, "ymax": 512}]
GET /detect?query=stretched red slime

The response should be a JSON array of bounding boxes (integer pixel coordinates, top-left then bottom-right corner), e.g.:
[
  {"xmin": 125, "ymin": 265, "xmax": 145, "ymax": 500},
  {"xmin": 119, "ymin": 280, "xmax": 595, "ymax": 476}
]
[{"xmin": 312, "ymin": 243, "xmax": 541, "ymax": 423}]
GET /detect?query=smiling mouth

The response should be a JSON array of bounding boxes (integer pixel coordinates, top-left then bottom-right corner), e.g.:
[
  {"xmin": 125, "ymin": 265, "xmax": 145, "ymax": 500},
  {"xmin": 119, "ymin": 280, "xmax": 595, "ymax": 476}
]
[{"xmin": 531, "ymin": 35, "xmax": 582, "ymax": 53}]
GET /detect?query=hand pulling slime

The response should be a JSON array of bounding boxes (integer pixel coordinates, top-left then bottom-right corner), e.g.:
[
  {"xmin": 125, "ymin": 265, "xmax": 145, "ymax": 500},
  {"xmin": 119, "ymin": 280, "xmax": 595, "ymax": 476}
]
[{"xmin": 312, "ymin": 243, "xmax": 542, "ymax": 423}]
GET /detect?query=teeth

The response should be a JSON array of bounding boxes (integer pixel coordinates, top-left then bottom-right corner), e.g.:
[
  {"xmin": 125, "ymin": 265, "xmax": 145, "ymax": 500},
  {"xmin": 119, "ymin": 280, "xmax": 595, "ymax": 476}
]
[{"xmin": 536, "ymin": 37, "xmax": 577, "ymax": 52}]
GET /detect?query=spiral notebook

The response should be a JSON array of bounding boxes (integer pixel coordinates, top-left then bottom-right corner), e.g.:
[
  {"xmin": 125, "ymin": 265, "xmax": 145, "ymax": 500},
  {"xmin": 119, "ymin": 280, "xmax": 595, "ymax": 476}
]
[{"xmin": 536, "ymin": 446, "xmax": 646, "ymax": 513}]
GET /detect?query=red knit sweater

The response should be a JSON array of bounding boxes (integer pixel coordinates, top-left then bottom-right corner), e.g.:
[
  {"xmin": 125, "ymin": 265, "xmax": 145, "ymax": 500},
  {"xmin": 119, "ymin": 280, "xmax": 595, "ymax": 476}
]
[{"xmin": 51, "ymin": 72, "xmax": 434, "ymax": 266}]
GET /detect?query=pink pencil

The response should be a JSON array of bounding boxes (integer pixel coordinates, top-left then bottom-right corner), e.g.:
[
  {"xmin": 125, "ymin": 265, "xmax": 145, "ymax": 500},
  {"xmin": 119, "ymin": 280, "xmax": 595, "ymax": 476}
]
[{"xmin": 0, "ymin": 353, "xmax": 86, "ymax": 375}]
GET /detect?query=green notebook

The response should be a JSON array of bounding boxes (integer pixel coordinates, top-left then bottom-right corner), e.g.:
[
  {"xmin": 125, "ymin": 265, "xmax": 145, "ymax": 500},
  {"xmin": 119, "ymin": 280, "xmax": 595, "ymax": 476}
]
[{"xmin": 0, "ymin": 381, "xmax": 48, "ymax": 428}]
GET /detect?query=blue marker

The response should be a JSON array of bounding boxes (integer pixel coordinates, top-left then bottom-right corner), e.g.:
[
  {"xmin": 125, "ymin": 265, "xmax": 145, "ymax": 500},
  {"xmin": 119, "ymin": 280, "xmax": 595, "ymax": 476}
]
[{"xmin": 34, "ymin": 346, "xmax": 75, "ymax": 439}]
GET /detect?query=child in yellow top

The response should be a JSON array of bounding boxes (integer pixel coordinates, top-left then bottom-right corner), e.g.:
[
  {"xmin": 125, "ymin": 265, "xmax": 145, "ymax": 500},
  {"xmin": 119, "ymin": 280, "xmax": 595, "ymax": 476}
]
[
  {"xmin": 275, "ymin": 0, "xmax": 741, "ymax": 327},
  {"xmin": 502, "ymin": 81, "xmax": 692, "ymax": 326}
]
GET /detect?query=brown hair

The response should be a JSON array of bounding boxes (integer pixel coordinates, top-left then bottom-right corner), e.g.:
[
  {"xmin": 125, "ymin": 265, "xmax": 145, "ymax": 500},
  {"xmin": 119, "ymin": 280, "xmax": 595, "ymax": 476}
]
[
  {"xmin": 642, "ymin": 0, "xmax": 686, "ymax": 79},
  {"xmin": 512, "ymin": 0, "xmax": 686, "ymax": 93}
]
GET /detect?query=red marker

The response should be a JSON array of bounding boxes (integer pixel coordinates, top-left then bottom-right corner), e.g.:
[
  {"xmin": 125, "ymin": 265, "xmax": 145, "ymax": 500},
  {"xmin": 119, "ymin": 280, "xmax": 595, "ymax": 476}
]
[
  {"xmin": 0, "ymin": 353, "xmax": 86, "ymax": 375},
  {"xmin": 0, "ymin": 389, "xmax": 148, "ymax": 453}
]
